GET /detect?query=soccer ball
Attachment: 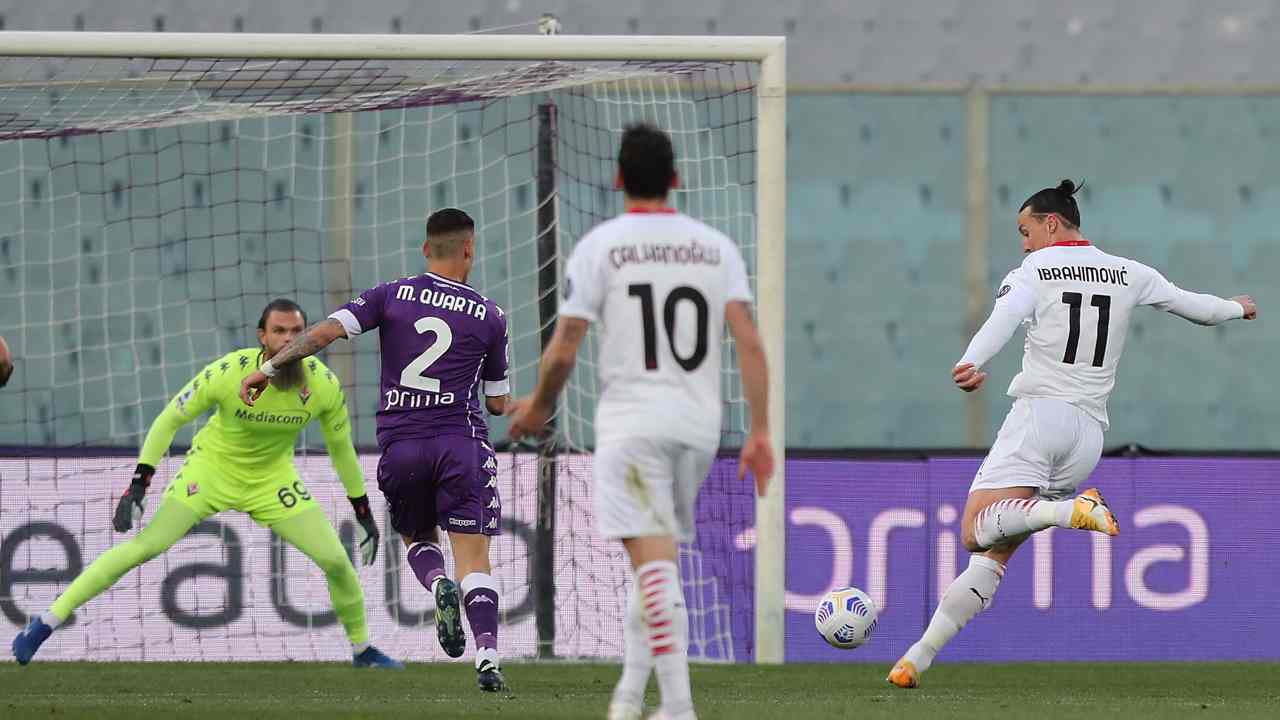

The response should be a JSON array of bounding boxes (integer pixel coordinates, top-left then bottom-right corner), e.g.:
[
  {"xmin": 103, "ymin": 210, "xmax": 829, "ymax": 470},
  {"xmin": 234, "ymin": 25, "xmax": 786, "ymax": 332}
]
[{"xmin": 814, "ymin": 587, "xmax": 879, "ymax": 649}]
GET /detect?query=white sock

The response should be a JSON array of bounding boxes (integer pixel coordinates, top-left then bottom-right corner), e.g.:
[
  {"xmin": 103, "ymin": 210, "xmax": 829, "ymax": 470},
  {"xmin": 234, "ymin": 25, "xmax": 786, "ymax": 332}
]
[
  {"xmin": 637, "ymin": 560, "xmax": 694, "ymax": 719},
  {"xmin": 40, "ymin": 611, "xmax": 63, "ymax": 631},
  {"xmin": 475, "ymin": 646, "xmax": 499, "ymax": 670},
  {"xmin": 972, "ymin": 497, "xmax": 1074, "ymax": 549},
  {"xmin": 904, "ymin": 555, "xmax": 1005, "ymax": 673},
  {"xmin": 611, "ymin": 579, "xmax": 654, "ymax": 710},
  {"xmin": 352, "ymin": 641, "xmax": 371, "ymax": 655}
]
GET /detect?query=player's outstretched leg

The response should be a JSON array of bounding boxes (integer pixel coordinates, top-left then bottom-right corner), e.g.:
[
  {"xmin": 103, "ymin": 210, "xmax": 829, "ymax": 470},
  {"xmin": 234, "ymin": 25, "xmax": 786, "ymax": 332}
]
[
  {"xmin": 271, "ymin": 508, "xmax": 403, "ymax": 669},
  {"xmin": 969, "ymin": 489, "xmax": 1118, "ymax": 550},
  {"xmin": 608, "ymin": 578, "xmax": 655, "ymax": 720},
  {"xmin": 12, "ymin": 499, "xmax": 200, "ymax": 665},
  {"xmin": 10, "ymin": 617, "xmax": 52, "ymax": 666},
  {"xmin": 889, "ymin": 553, "xmax": 1007, "ymax": 688}
]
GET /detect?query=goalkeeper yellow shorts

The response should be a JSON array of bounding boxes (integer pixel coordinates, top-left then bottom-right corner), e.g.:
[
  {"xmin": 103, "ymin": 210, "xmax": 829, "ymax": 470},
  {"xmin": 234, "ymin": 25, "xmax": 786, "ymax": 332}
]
[{"xmin": 161, "ymin": 455, "xmax": 319, "ymax": 527}]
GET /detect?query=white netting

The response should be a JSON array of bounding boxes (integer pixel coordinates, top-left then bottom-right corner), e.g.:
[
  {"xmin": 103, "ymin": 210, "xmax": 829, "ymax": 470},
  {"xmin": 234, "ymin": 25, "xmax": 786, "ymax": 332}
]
[{"xmin": 0, "ymin": 53, "xmax": 757, "ymax": 661}]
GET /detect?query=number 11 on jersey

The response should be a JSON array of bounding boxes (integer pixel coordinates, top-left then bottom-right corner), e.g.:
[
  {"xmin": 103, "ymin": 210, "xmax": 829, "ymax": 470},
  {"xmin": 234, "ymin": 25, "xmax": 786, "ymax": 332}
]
[{"xmin": 1061, "ymin": 291, "xmax": 1111, "ymax": 367}]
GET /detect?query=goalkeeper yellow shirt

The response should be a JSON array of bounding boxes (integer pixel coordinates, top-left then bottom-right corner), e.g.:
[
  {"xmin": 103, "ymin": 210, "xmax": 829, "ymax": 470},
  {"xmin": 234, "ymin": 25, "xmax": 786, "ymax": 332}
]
[{"xmin": 137, "ymin": 348, "xmax": 364, "ymax": 496}]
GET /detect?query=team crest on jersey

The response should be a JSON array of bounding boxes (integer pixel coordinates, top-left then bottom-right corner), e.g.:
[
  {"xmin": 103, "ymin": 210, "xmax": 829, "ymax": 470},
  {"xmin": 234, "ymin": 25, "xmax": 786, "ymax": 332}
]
[
  {"xmin": 298, "ymin": 386, "xmax": 312, "ymax": 404},
  {"xmin": 996, "ymin": 284, "xmax": 1012, "ymax": 299},
  {"xmin": 186, "ymin": 482, "xmax": 199, "ymax": 496}
]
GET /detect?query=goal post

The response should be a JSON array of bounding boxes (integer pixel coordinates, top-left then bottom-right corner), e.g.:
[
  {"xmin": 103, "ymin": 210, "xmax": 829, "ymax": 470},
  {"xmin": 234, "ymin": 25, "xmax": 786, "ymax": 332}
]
[
  {"xmin": 753, "ymin": 36, "xmax": 787, "ymax": 666},
  {"xmin": 0, "ymin": 30, "xmax": 786, "ymax": 664}
]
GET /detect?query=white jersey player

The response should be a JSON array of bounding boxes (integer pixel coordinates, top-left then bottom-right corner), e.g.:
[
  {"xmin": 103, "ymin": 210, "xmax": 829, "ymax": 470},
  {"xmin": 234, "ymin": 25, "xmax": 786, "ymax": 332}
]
[
  {"xmin": 889, "ymin": 180, "xmax": 1257, "ymax": 689},
  {"xmin": 510, "ymin": 123, "xmax": 774, "ymax": 720}
]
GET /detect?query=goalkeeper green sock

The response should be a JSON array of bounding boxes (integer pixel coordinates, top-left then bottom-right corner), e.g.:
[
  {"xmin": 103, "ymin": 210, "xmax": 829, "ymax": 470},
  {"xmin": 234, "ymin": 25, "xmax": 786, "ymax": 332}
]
[
  {"xmin": 271, "ymin": 506, "xmax": 370, "ymax": 649},
  {"xmin": 47, "ymin": 499, "xmax": 201, "ymax": 624}
]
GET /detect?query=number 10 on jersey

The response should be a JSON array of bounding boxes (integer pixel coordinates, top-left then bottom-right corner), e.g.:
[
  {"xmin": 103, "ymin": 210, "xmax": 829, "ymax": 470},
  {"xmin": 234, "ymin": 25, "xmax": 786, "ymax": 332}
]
[{"xmin": 628, "ymin": 283, "xmax": 710, "ymax": 372}]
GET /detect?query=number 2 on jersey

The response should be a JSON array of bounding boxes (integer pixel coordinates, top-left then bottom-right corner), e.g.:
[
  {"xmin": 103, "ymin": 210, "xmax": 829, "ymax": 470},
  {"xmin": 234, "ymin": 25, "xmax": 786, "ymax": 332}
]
[
  {"xmin": 1061, "ymin": 292, "xmax": 1111, "ymax": 367},
  {"xmin": 400, "ymin": 316, "xmax": 453, "ymax": 391},
  {"xmin": 628, "ymin": 283, "xmax": 709, "ymax": 372}
]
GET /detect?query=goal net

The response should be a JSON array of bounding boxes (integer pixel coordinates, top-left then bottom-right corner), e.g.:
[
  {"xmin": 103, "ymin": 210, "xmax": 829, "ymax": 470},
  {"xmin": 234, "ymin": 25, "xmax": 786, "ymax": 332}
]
[{"xmin": 0, "ymin": 32, "xmax": 783, "ymax": 663}]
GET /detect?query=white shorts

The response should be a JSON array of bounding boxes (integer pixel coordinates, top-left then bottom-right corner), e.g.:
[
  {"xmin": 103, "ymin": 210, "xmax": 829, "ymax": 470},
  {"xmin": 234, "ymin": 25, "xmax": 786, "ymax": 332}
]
[
  {"xmin": 970, "ymin": 397, "xmax": 1104, "ymax": 501},
  {"xmin": 593, "ymin": 437, "xmax": 715, "ymax": 543}
]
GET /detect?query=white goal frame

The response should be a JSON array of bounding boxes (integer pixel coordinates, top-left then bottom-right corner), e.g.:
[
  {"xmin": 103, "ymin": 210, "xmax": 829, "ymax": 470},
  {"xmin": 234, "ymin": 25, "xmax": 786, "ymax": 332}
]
[{"xmin": 0, "ymin": 30, "xmax": 787, "ymax": 664}]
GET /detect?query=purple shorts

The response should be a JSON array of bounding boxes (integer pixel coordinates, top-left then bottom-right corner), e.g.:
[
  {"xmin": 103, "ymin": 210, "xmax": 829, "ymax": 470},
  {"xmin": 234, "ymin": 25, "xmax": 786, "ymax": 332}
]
[{"xmin": 376, "ymin": 436, "xmax": 500, "ymax": 538}]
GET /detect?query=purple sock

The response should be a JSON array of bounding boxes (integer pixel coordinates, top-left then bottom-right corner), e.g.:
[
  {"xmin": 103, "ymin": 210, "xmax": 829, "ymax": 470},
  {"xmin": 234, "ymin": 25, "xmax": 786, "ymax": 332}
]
[
  {"xmin": 461, "ymin": 572, "xmax": 499, "ymax": 650},
  {"xmin": 407, "ymin": 542, "xmax": 446, "ymax": 591}
]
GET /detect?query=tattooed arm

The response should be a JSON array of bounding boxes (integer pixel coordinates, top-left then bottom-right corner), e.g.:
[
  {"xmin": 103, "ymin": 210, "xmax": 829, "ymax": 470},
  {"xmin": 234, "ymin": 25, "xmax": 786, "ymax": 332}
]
[
  {"xmin": 268, "ymin": 318, "xmax": 346, "ymax": 369},
  {"xmin": 239, "ymin": 318, "xmax": 346, "ymax": 405}
]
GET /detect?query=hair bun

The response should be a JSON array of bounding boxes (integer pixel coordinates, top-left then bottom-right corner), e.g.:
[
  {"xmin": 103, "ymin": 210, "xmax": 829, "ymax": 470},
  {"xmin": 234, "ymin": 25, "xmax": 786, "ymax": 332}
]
[{"xmin": 1057, "ymin": 179, "xmax": 1078, "ymax": 196}]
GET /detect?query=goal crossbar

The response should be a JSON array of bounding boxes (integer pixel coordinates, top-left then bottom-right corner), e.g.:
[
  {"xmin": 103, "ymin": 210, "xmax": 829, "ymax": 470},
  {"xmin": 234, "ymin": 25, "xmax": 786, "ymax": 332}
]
[{"xmin": 0, "ymin": 31, "xmax": 782, "ymax": 63}]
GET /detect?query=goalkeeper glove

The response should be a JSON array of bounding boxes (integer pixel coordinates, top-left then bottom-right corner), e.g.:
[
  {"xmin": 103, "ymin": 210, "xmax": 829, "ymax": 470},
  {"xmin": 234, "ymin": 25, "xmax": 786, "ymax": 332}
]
[
  {"xmin": 349, "ymin": 495, "xmax": 380, "ymax": 566},
  {"xmin": 113, "ymin": 464, "xmax": 154, "ymax": 533}
]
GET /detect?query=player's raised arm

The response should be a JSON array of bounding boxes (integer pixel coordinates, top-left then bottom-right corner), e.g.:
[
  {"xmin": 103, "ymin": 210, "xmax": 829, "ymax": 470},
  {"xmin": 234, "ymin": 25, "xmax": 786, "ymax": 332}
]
[
  {"xmin": 240, "ymin": 318, "xmax": 346, "ymax": 405},
  {"xmin": 725, "ymin": 300, "xmax": 774, "ymax": 495},
  {"xmin": 1139, "ymin": 267, "xmax": 1256, "ymax": 325},
  {"xmin": 243, "ymin": 283, "xmax": 393, "ymax": 405},
  {"xmin": 954, "ymin": 270, "xmax": 1037, "ymax": 392}
]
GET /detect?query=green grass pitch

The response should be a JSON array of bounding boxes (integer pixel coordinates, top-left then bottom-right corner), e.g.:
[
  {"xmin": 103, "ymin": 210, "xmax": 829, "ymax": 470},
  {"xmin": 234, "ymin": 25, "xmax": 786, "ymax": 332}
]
[{"xmin": 2, "ymin": 661, "xmax": 1278, "ymax": 719}]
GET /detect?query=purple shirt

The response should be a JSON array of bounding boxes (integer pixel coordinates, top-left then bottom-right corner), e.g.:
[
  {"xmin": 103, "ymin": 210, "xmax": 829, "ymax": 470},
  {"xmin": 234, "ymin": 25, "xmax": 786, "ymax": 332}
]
[{"xmin": 330, "ymin": 272, "xmax": 510, "ymax": 447}]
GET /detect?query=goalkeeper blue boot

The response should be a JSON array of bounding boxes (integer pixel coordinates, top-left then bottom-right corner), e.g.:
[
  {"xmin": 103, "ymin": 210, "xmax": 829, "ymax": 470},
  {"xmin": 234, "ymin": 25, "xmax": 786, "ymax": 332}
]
[
  {"xmin": 434, "ymin": 577, "xmax": 467, "ymax": 658},
  {"xmin": 352, "ymin": 645, "xmax": 404, "ymax": 669},
  {"xmin": 12, "ymin": 616, "xmax": 53, "ymax": 666}
]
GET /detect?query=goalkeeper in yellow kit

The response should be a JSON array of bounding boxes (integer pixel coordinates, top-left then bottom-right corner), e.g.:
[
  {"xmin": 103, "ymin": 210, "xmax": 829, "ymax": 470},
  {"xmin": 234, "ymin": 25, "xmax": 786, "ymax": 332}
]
[{"xmin": 12, "ymin": 299, "xmax": 402, "ymax": 668}]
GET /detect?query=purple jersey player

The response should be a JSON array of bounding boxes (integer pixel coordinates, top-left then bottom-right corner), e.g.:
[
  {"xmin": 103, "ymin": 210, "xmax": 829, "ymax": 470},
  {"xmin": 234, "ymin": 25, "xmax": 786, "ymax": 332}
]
[
  {"xmin": 241, "ymin": 208, "xmax": 511, "ymax": 692},
  {"xmin": 338, "ymin": 270, "xmax": 508, "ymax": 449}
]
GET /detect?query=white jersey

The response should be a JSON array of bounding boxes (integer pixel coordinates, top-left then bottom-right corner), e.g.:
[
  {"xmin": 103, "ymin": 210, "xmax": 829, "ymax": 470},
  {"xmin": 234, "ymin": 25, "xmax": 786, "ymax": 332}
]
[
  {"xmin": 961, "ymin": 241, "xmax": 1243, "ymax": 429},
  {"xmin": 560, "ymin": 209, "xmax": 752, "ymax": 451}
]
